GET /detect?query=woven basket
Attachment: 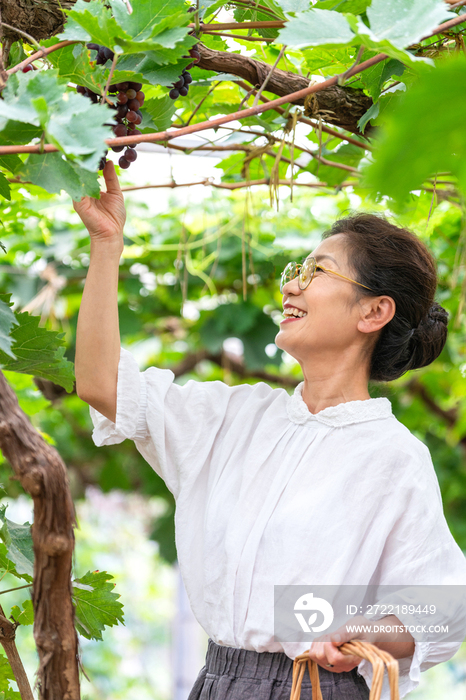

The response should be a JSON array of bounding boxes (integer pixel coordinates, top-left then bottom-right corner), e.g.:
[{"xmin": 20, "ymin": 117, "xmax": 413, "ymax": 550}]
[{"xmin": 291, "ymin": 640, "xmax": 400, "ymax": 700}]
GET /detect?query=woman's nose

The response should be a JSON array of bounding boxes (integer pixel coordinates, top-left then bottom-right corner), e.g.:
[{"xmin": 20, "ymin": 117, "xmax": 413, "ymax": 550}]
[{"xmin": 281, "ymin": 275, "xmax": 302, "ymax": 296}]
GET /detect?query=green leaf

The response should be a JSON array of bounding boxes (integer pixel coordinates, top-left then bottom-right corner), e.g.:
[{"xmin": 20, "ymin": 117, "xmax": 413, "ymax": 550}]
[
  {"xmin": 10, "ymin": 600, "xmax": 34, "ymax": 626},
  {"xmin": 0, "ymin": 121, "xmax": 41, "ymax": 146},
  {"xmin": 117, "ymin": 53, "xmax": 192, "ymax": 85},
  {"xmin": 313, "ymin": 0, "xmax": 370, "ymax": 11},
  {"xmin": 276, "ymin": 8, "xmax": 354, "ymax": 48},
  {"xmin": 358, "ymin": 101, "xmax": 379, "ymax": 133},
  {"xmin": 0, "ymin": 154, "xmax": 23, "ymax": 174},
  {"xmin": 0, "ymin": 505, "xmax": 34, "ymax": 578},
  {"xmin": 0, "ymin": 299, "xmax": 18, "ymax": 359},
  {"xmin": 347, "ymin": 0, "xmax": 455, "ymax": 68},
  {"xmin": 276, "ymin": 0, "xmax": 313, "ymax": 16},
  {"xmin": 0, "ymin": 653, "xmax": 20, "ymax": 700},
  {"xmin": 141, "ymin": 95, "xmax": 177, "ymax": 131},
  {"xmin": 0, "ymin": 542, "xmax": 32, "ymax": 582},
  {"xmin": 72, "ymin": 570, "xmax": 125, "ymax": 641},
  {"xmin": 60, "ymin": 0, "xmax": 194, "ymax": 56},
  {"xmin": 0, "ymin": 71, "xmax": 112, "ymax": 171},
  {"xmin": 16, "ymin": 153, "xmax": 100, "ymax": 200},
  {"xmin": 0, "ymin": 174, "xmax": 11, "ymax": 202},
  {"xmin": 366, "ymin": 0, "xmax": 454, "ymax": 48},
  {"xmin": 364, "ymin": 56, "xmax": 466, "ymax": 203},
  {"xmin": 359, "ymin": 56, "xmax": 405, "ymax": 102},
  {"xmin": 0, "ymin": 293, "xmax": 75, "ymax": 392}
]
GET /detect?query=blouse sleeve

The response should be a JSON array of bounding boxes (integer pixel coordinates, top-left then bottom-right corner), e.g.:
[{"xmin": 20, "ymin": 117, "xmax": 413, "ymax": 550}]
[
  {"xmin": 89, "ymin": 346, "xmax": 268, "ymax": 498},
  {"xmin": 356, "ymin": 440, "xmax": 466, "ymax": 699}
]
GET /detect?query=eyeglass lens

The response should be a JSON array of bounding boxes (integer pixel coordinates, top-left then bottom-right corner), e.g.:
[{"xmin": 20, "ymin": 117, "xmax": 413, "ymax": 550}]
[{"xmin": 280, "ymin": 258, "xmax": 316, "ymax": 292}]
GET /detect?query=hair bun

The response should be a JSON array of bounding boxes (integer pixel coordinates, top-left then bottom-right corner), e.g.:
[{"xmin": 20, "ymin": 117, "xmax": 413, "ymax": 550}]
[{"xmin": 419, "ymin": 302, "xmax": 449, "ymax": 331}]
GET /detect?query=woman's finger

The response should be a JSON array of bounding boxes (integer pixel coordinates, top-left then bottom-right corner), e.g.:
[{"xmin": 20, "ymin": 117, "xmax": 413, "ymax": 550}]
[{"xmin": 102, "ymin": 160, "xmax": 122, "ymax": 195}]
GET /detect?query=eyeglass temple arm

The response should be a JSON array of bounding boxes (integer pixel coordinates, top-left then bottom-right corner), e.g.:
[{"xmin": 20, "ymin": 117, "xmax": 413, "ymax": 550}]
[{"xmin": 319, "ymin": 265, "xmax": 375, "ymax": 292}]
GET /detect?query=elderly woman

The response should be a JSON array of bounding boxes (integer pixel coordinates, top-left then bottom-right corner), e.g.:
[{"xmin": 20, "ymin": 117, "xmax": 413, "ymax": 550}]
[{"xmin": 74, "ymin": 162, "xmax": 466, "ymax": 700}]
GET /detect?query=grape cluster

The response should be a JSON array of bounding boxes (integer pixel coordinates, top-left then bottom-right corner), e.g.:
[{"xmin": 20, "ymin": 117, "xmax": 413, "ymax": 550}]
[
  {"xmin": 76, "ymin": 43, "xmax": 144, "ymax": 171},
  {"xmin": 108, "ymin": 81, "xmax": 144, "ymax": 170},
  {"xmin": 168, "ymin": 6, "xmax": 201, "ymax": 100},
  {"xmin": 87, "ymin": 43, "xmax": 115, "ymax": 65}
]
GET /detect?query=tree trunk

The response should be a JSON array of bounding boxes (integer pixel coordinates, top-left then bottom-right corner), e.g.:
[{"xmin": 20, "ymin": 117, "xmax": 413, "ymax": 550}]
[
  {"xmin": 197, "ymin": 45, "xmax": 373, "ymax": 135},
  {"xmin": 0, "ymin": 370, "xmax": 80, "ymax": 700}
]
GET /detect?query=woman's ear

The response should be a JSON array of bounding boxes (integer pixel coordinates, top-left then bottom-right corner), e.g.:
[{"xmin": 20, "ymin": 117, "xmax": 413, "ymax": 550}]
[{"xmin": 357, "ymin": 295, "xmax": 396, "ymax": 335}]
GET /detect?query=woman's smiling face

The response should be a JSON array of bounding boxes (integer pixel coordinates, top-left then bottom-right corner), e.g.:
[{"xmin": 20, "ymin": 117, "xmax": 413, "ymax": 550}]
[{"xmin": 275, "ymin": 233, "xmax": 372, "ymax": 365}]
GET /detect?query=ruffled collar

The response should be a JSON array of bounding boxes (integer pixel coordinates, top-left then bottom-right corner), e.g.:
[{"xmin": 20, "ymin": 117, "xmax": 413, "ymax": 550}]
[{"xmin": 287, "ymin": 382, "xmax": 392, "ymax": 427}]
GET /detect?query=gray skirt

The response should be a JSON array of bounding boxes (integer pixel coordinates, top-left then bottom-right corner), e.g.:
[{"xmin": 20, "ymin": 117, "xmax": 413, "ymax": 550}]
[{"xmin": 188, "ymin": 639, "xmax": 370, "ymax": 700}]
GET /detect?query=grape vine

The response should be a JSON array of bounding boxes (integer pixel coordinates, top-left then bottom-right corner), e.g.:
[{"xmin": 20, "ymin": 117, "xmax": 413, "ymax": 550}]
[{"xmin": 76, "ymin": 44, "xmax": 144, "ymax": 170}]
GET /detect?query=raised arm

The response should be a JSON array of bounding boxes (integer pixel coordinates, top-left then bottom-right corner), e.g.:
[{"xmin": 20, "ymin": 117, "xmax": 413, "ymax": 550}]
[{"xmin": 73, "ymin": 161, "xmax": 126, "ymax": 422}]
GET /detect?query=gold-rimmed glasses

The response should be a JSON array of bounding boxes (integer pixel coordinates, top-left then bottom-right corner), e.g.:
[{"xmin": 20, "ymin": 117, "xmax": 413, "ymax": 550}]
[{"xmin": 280, "ymin": 257, "xmax": 376, "ymax": 293}]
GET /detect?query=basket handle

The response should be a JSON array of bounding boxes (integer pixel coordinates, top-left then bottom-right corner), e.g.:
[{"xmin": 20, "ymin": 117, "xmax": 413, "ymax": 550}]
[{"xmin": 291, "ymin": 640, "xmax": 399, "ymax": 700}]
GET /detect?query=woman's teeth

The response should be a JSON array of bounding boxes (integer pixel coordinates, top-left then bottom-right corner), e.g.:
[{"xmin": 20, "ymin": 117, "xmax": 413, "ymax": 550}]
[{"xmin": 283, "ymin": 308, "xmax": 307, "ymax": 318}]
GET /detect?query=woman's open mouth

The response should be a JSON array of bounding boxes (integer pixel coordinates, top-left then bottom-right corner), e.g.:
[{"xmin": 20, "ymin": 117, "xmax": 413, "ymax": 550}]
[{"xmin": 281, "ymin": 308, "xmax": 308, "ymax": 324}]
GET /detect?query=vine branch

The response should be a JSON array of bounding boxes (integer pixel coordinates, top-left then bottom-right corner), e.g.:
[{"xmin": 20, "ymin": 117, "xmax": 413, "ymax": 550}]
[
  {"xmin": 120, "ymin": 178, "xmax": 353, "ymax": 191},
  {"xmin": 0, "ymin": 602, "xmax": 34, "ymax": 700},
  {"xmin": 0, "ymin": 51, "xmax": 388, "ymax": 156}
]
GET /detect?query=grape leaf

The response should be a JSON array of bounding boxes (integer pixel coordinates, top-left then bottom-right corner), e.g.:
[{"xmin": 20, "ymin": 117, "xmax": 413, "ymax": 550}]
[
  {"xmin": 364, "ymin": 56, "xmax": 466, "ymax": 203},
  {"xmin": 0, "ymin": 154, "xmax": 23, "ymax": 174},
  {"xmin": 16, "ymin": 153, "xmax": 100, "ymax": 201},
  {"xmin": 313, "ymin": 0, "xmax": 370, "ymax": 10},
  {"xmin": 60, "ymin": 0, "xmax": 195, "ymax": 56},
  {"xmin": 10, "ymin": 600, "xmax": 34, "ymax": 626},
  {"xmin": 0, "ymin": 120, "xmax": 41, "ymax": 146},
  {"xmin": 117, "ymin": 53, "xmax": 192, "ymax": 85},
  {"xmin": 0, "ymin": 174, "xmax": 11, "ymax": 202},
  {"xmin": 346, "ymin": 0, "xmax": 455, "ymax": 68},
  {"xmin": 0, "ymin": 71, "xmax": 112, "ymax": 172},
  {"xmin": 366, "ymin": 0, "xmax": 454, "ymax": 48},
  {"xmin": 72, "ymin": 571, "xmax": 125, "ymax": 641},
  {"xmin": 0, "ymin": 542, "xmax": 32, "ymax": 582},
  {"xmin": 0, "ymin": 505, "xmax": 34, "ymax": 578},
  {"xmin": 276, "ymin": 8, "xmax": 354, "ymax": 47},
  {"xmin": 141, "ymin": 95, "xmax": 177, "ymax": 132},
  {"xmin": 0, "ymin": 293, "xmax": 75, "ymax": 392},
  {"xmin": 0, "ymin": 299, "xmax": 17, "ymax": 359},
  {"xmin": 275, "ymin": 0, "xmax": 312, "ymax": 16},
  {"xmin": 0, "ymin": 654, "xmax": 20, "ymax": 700}
]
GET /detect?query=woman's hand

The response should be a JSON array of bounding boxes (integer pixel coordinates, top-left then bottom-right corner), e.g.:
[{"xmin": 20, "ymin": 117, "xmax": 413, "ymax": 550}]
[
  {"xmin": 308, "ymin": 615, "xmax": 376, "ymax": 673},
  {"xmin": 73, "ymin": 160, "xmax": 126, "ymax": 245}
]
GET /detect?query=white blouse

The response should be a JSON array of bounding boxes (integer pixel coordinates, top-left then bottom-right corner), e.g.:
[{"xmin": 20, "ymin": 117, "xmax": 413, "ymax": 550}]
[{"xmin": 90, "ymin": 346, "xmax": 466, "ymax": 699}]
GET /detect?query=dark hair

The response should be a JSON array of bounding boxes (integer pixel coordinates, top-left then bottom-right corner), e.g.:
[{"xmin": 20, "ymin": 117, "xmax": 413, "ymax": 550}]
[{"xmin": 322, "ymin": 213, "xmax": 448, "ymax": 382}]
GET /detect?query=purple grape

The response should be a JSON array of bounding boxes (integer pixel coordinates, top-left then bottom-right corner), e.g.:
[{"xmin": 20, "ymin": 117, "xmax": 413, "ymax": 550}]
[
  {"xmin": 119, "ymin": 157, "xmax": 130, "ymax": 169},
  {"xmin": 124, "ymin": 148, "xmax": 137, "ymax": 163},
  {"xmin": 179, "ymin": 86, "xmax": 188, "ymax": 97},
  {"xmin": 169, "ymin": 88, "xmax": 180, "ymax": 99}
]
